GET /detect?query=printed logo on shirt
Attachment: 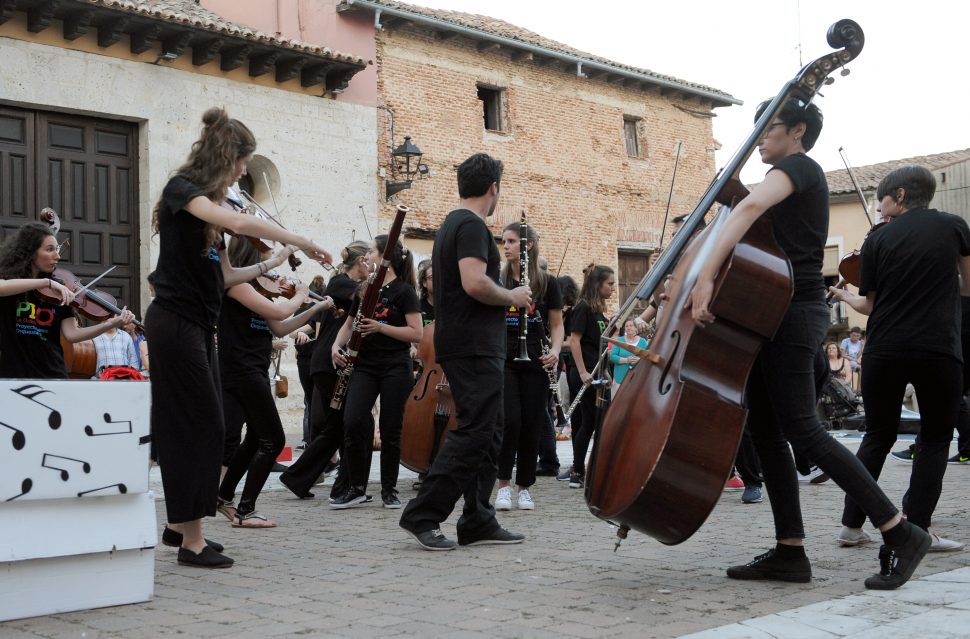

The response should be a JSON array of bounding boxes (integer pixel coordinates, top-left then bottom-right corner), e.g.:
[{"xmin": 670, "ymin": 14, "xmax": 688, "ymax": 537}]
[
  {"xmin": 207, "ymin": 244, "xmax": 221, "ymax": 263},
  {"xmin": 15, "ymin": 300, "xmax": 55, "ymax": 340},
  {"xmin": 374, "ymin": 299, "xmax": 391, "ymax": 323},
  {"xmin": 250, "ymin": 316, "xmax": 270, "ymax": 333},
  {"xmin": 597, "ymin": 319, "xmax": 607, "ymax": 334}
]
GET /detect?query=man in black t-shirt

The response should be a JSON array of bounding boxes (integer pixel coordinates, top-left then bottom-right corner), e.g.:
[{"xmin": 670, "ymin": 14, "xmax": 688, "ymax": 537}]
[{"xmin": 400, "ymin": 153, "xmax": 531, "ymax": 550}]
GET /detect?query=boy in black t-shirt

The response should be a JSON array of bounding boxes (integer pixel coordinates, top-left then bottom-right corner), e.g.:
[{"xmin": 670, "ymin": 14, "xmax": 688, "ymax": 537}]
[
  {"xmin": 832, "ymin": 165, "xmax": 970, "ymax": 552},
  {"xmin": 399, "ymin": 153, "xmax": 531, "ymax": 550}
]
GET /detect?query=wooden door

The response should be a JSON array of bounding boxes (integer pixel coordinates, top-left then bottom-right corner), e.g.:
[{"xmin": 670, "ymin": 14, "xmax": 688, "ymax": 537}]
[{"xmin": 617, "ymin": 250, "xmax": 652, "ymax": 316}]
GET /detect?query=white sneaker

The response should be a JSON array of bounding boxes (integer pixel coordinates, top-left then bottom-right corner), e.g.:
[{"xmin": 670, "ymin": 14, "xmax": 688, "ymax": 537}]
[
  {"xmin": 837, "ymin": 526, "xmax": 872, "ymax": 547},
  {"xmin": 929, "ymin": 532, "xmax": 964, "ymax": 552},
  {"xmin": 797, "ymin": 466, "xmax": 829, "ymax": 484},
  {"xmin": 517, "ymin": 489, "xmax": 535, "ymax": 510},
  {"xmin": 495, "ymin": 486, "xmax": 512, "ymax": 511}
]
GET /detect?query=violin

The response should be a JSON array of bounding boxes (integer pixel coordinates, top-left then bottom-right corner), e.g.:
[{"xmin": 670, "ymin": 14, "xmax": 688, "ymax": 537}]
[
  {"xmin": 36, "ymin": 267, "xmax": 144, "ymax": 332},
  {"xmin": 251, "ymin": 272, "xmax": 345, "ymax": 318},
  {"xmin": 223, "ymin": 187, "xmax": 302, "ymax": 271}
]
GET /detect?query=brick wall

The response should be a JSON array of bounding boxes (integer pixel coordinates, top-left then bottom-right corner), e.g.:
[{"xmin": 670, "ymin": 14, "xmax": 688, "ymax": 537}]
[{"xmin": 375, "ymin": 25, "xmax": 721, "ymax": 295}]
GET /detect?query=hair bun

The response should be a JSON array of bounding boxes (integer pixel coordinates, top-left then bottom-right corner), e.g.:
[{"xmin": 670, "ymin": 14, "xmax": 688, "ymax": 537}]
[
  {"xmin": 201, "ymin": 107, "xmax": 229, "ymax": 129},
  {"xmin": 582, "ymin": 262, "xmax": 594, "ymax": 276}
]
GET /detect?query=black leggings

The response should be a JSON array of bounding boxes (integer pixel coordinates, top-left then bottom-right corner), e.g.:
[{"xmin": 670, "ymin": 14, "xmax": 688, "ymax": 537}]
[
  {"xmin": 497, "ymin": 363, "xmax": 549, "ymax": 487},
  {"xmin": 343, "ymin": 352, "xmax": 412, "ymax": 493},
  {"xmin": 218, "ymin": 376, "xmax": 285, "ymax": 516},
  {"xmin": 569, "ymin": 366, "xmax": 598, "ymax": 476}
]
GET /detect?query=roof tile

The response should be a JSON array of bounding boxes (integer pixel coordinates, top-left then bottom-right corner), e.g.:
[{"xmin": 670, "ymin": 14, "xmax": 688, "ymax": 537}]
[{"xmin": 826, "ymin": 148, "xmax": 970, "ymax": 194}]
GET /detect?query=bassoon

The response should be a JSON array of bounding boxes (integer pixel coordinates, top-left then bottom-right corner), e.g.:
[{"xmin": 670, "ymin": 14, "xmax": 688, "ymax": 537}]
[{"xmin": 330, "ymin": 204, "xmax": 409, "ymax": 409}]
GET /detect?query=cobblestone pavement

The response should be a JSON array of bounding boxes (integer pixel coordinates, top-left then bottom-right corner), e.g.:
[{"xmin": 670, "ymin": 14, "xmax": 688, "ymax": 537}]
[{"xmin": 4, "ymin": 434, "xmax": 969, "ymax": 638}]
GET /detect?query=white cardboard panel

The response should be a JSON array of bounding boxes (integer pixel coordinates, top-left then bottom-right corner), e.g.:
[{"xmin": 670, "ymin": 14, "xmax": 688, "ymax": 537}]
[
  {"xmin": 0, "ymin": 547, "xmax": 154, "ymax": 622},
  {"xmin": 0, "ymin": 380, "xmax": 151, "ymax": 501},
  {"xmin": 0, "ymin": 491, "xmax": 157, "ymax": 562}
]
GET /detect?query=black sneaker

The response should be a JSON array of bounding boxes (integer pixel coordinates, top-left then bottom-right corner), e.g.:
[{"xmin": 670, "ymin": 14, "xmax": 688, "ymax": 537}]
[
  {"xmin": 329, "ymin": 488, "xmax": 367, "ymax": 509},
  {"xmin": 458, "ymin": 527, "xmax": 526, "ymax": 546},
  {"xmin": 177, "ymin": 545, "xmax": 234, "ymax": 569},
  {"xmin": 890, "ymin": 449, "xmax": 915, "ymax": 463},
  {"xmin": 948, "ymin": 453, "xmax": 970, "ymax": 464},
  {"xmin": 726, "ymin": 547, "xmax": 812, "ymax": 583},
  {"xmin": 382, "ymin": 491, "xmax": 402, "ymax": 509},
  {"xmin": 556, "ymin": 465, "xmax": 573, "ymax": 481},
  {"xmin": 161, "ymin": 527, "xmax": 224, "ymax": 553},
  {"xmin": 865, "ymin": 521, "xmax": 932, "ymax": 590},
  {"xmin": 404, "ymin": 527, "xmax": 457, "ymax": 551},
  {"xmin": 568, "ymin": 472, "xmax": 584, "ymax": 489}
]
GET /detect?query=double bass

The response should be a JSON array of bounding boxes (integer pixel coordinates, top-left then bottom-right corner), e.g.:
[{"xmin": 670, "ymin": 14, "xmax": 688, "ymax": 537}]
[{"xmin": 585, "ymin": 20, "xmax": 865, "ymax": 546}]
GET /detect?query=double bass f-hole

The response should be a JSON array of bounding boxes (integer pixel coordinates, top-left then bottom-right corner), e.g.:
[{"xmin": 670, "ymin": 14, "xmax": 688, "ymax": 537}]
[
  {"xmin": 411, "ymin": 367, "xmax": 436, "ymax": 402},
  {"xmin": 658, "ymin": 330, "xmax": 681, "ymax": 396}
]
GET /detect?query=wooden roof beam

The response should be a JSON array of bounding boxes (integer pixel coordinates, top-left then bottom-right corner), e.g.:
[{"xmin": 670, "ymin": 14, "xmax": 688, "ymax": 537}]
[
  {"xmin": 511, "ymin": 49, "xmax": 533, "ymax": 62},
  {"xmin": 63, "ymin": 8, "xmax": 95, "ymax": 41},
  {"xmin": 477, "ymin": 41, "xmax": 501, "ymax": 54},
  {"xmin": 97, "ymin": 15, "xmax": 129, "ymax": 48},
  {"xmin": 28, "ymin": 0, "xmax": 60, "ymax": 34},
  {"xmin": 129, "ymin": 23, "xmax": 161, "ymax": 54},
  {"xmin": 192, "ymin": 37, "xmax": 223, "ymax": 66}
]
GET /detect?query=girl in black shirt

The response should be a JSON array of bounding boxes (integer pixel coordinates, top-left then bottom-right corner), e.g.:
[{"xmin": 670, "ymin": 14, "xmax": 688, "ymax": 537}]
[
  {"xmin": 566, "ymin": 264, "xmax": 615, "ymax": 488},
  {"xmin": 215, "ymin": 238, "xmax": 335, "ymax": 528},
  {"xmin": 0, "ymin": 223, "xmax": 135, "ymax": 378},
  {"xmin": 495, "ymin": 222, "xmax": 563, "ymax": 510},
  {"xmin": 280, "ymin": 242, "xmax": 371, "ymax": 500},
  {"xmin": 330, "ymin": 235, "xmax": 422, "ymax": 509},
  {"xmin": 146, "ymin": 107, "xmax": 332, "ymax": 569},
  {"xmin": 687, "ymin": 98, "xmax": 925, "ymax": 590}
]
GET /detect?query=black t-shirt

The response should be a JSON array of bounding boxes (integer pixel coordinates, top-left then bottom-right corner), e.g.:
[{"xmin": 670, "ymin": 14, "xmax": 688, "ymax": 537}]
[
  {"xmin": 349, "ymin": 278, "xmax": 420, "ymax": 356},
  {"xmin": 764, "ymin": 153, "xmax": 828, "ymax": 303},
  {"xmin": 218, "ymin": 293, "xmax": 272, "ymax": 382},
  {"xmin": 433, "ymin": 209, "xmax": 505, "ymax": 360},
  {"xmin": 0, "ymin": 292, "xmax": 75, "ymax": 378},
  {"xmin": 151, "ymin": 175, "xmax": 225, "ymax": 330},
  {"xmin": 420, "ymin": 297, "xmax": 435, "ymax": 326},
  {"xmin": 294, "ymin": 301, "xmax": 317, "ymax": 362},
  {"xmin": 310, "ymin": 274, "xmax": 360, "ymax": 376},
  {"xmin": 569, "ymin": 300, "xmax": 607, "ymax": 371},
  {"xmin": 860, "ymin": 208, "xmax": 970, "ymax": 361},
  {"xmin": 505, "ymin": 275, "xmax": 563, "ymax": 361}
]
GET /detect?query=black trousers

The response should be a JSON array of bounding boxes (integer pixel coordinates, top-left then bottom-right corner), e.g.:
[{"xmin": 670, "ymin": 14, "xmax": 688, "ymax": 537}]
[
  {"xmin": 146, "ymin": 303, "xmax": 224, "ymax": 524},
  {"xmin": 538, "ymin": 396, "xmax": 560, "ymax": 470},
  {"xmin": 297, "ymin": 356, "xmax": 312, "ymax": 444},
  {"xmin": 497, "ymin": 363, "xmax": 549, "ymax": 487},
  {"xmin": 218, "ymin": 376, "xmax": 285, "ymax": 516},
  {"xmin": 568, "ymin": 366, "xmax": 598, "ymax": 476},
  {"xmin": 222, "ymin": 390, "xmax": 245, "ymax": 466},
  {"xmin": 843, "ymin": 353, "xmax": 961, "ymax": 530},
  {"xmin": 400, "ymin": 355, "xmax": 504, "ymax": 537},
  {"xmin": 343, "ymin": 351, "xmax": 412, "ymax": 494}
]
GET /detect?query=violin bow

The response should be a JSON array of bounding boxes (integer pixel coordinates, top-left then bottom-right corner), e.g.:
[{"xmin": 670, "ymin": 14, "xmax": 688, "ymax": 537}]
[
  {"xmin": 838, "ymin": 146, "xmax": 875, "ymax": 228},
  {"xmin": 72, "ymin": 265, "xmax": 117, "ymax": 296},
  {"xmin": 556, "ymin": 238, "xmax": 570, "ymax": 276},
  {"xmin": 656, "ymin": 141, "xmax": 683, "ymax": 253}
]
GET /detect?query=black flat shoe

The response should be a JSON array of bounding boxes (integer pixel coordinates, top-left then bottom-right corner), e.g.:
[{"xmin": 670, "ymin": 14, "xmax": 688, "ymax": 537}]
[
  {"xmin": 177, "ymin": 545, "xmax": 234, "ymax": 569},
  {"xmin": 458, "ymin": 527, "xmax": 525, "ymax": 546},
  {"xmin": 162, "ymin": 527, "xmax": 224, "ymax": 553},
  {"xmin": 279, "ymin": 472, "xmax": 314, "ymax": 500},
  {"xmin": 865, "ymin": 521, "xmax": 932, "ymax": 590}
]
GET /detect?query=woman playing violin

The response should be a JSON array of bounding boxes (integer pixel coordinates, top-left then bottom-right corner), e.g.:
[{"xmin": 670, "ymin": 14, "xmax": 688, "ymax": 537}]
[
  {"xmin": 216, "ymin": 237, "xmax": 335, "ymax": 529},
  {"xmin": 146, "ymin": 107, "xmax": 333, "ymax": 569},
  {"xmin": 280, "ymin": 241, "xmax": 371, "ymax": 501},
  {"xmin": 0, "ymin": 222, "xmax": 135, "ymax": 379},
  {"xmin": 687, "ymin": 98, "xmax": 928, "ymax": 590}
]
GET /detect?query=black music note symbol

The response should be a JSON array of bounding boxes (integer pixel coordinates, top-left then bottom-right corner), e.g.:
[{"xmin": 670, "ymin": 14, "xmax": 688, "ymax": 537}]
[
  {"xmin": 84, "ymin": 413, "xmax": 132, "ymax": 437},
  {"xmin": 1, "ymin": 421, "xmax": 26, "ymax": 450},
  {"xmin": 77, "ymin": 483, "xmax": 127, "ymax": 497},
  {"xmin": 41, "ymin": 453, "xmax": 92, "ymax": 481},
  {"xmin": 6, "ymin": 478, "xmax": 32, "ymax": 501},
  {"xmin": 11, "ymin": 384, "xmax": 62, "ymax": 429}
]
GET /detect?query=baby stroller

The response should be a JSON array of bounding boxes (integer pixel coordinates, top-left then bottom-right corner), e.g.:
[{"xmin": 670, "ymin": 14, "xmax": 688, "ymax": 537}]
[{"xmin": 817, "ymin": 374, "xmax": 862, "ymax": 430}]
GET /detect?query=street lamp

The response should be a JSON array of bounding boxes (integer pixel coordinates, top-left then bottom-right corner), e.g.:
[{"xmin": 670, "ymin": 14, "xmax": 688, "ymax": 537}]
[{"xmin": 386, "ymin": 136, "xmax": 426, "ymax": 200}]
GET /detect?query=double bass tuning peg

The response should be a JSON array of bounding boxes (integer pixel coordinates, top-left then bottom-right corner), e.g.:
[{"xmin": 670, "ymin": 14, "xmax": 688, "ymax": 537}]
[{"xmin": 840, "ymin": 66, "xmax": 851, "ymax": 77}]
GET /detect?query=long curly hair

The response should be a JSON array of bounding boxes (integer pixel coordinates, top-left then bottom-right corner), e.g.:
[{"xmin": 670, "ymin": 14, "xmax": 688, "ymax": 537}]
[
  {"xmin": 0, "ymin": 222, "xmax": 55, "ymax": 279},
  {"xmin": 151, "ymin": 107, "xmax": 256, "ymax": 247}
]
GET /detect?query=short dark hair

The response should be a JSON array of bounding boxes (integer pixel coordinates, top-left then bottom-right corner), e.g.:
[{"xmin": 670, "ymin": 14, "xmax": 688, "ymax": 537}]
[
  {"xmin": 755, "ymin": 97, "xmax": 824, "ymax": 151},
  {"xmin": 457, "ymin": 153, "xmax": 503, "ymax": 198},
  {"xmin": 876, "ymin": 165, "xmax": 936, "ymax": 209},
  {"xmin": 849, "ymin": 326, "xmax": 862, "ymax": 334}
]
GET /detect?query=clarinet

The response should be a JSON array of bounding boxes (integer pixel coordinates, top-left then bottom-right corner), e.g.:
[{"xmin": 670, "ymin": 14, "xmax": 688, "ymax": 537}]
[
  {"xmin": 513, "ymin": 210, "xmax": 531, "ymax": 362},
  {"xmin": 330, "ymin": 204, "xmax": 409, "ymax": 409}
]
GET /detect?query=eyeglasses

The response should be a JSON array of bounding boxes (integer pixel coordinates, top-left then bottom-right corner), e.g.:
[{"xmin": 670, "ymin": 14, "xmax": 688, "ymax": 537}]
[{"xmin": 760, "ymin": 122, "xmax": 787, "ymax": 139}]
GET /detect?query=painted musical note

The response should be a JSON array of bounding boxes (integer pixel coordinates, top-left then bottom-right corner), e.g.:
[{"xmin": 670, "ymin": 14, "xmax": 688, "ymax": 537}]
[
  {"xmin": 77, "ymin": 483, "xmax": 127, "ymax": 497},
  {"xmin": 11, "ymin": 384, "xmax": 62, "ymax": 429},
  {"xmin": 1, "ymin": 421, "xmax": 26, "ymax": 450},
  {"xmin": 6, "ymin": 478, "xmax": 32, "ymax": 501},
  {"xmin": 84, "ymin": 413, "xmax": 132, "ymax": 437},
  {"xmin": 41, "ymin": 453, "xmax": 92, "ymax": 481}
]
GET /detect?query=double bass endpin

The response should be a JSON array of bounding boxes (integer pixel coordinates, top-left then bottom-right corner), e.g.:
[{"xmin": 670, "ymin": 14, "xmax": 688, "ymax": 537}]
[{"xmin": 614, "ymin": 524, "xmax": 630, "ymax": 552}]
